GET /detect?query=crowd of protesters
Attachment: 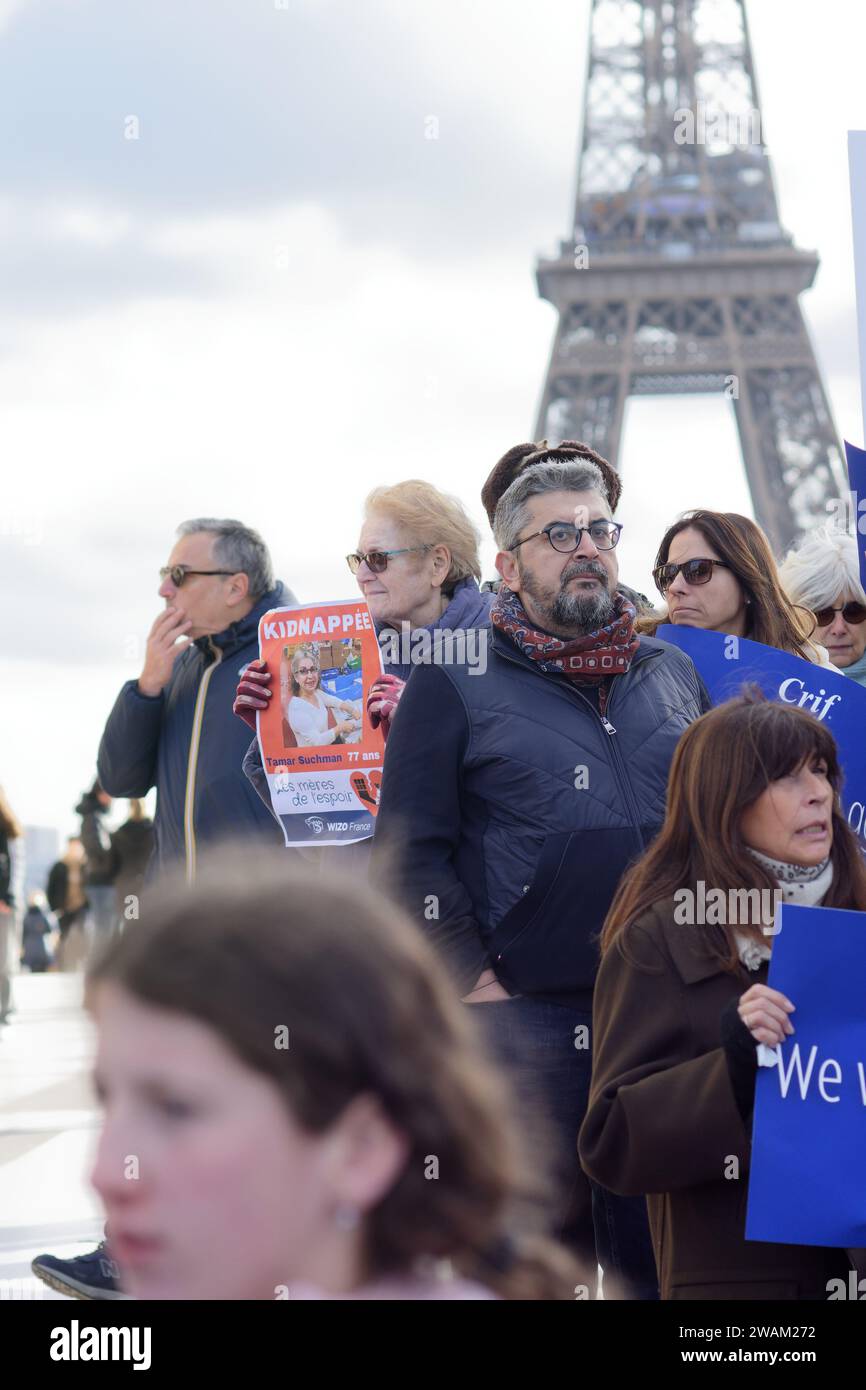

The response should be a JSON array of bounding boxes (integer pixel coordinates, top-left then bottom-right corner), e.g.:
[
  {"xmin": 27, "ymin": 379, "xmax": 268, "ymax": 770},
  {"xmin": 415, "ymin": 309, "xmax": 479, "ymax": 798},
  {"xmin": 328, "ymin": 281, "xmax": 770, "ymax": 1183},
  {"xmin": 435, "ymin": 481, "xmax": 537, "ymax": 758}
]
[
  {"xmin": 15, "ymin": 437, "xmax": 866, "ymax": 1301},
  {"xmin": 0, "ymin": 785, "xmax": 154, "ymax": 988}
]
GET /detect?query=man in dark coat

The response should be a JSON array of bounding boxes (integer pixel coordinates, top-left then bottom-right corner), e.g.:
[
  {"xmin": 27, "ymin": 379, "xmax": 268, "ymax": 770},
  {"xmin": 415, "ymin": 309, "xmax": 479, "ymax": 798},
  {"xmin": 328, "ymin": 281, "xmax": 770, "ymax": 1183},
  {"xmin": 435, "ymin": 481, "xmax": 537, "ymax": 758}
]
[
  {"xmin": 372, "ymin": 445, "xmax": 711, "ymax": 1295},
  {"xmin": 33, "ymin": 520, "xmax": 295, "ymax": 1303},
  {"xmin": 75, "ymin": 781, "xmax": 118, "ymax": 941},
  {"xmin": 78, "ymin": 795, "xmax": 154, "ymax": 929},
  {"xmin": 96, "ymin": 518, "xmax": 295, "ymax": 882}
]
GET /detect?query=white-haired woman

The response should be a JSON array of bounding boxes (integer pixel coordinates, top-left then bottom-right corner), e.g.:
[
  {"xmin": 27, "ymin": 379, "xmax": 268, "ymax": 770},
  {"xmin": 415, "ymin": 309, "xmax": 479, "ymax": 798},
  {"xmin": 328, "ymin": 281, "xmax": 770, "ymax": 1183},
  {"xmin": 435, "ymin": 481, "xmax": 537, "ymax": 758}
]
[{"xmin": 779, "ymin": 525, "xmax": 866, "ymax": 686}]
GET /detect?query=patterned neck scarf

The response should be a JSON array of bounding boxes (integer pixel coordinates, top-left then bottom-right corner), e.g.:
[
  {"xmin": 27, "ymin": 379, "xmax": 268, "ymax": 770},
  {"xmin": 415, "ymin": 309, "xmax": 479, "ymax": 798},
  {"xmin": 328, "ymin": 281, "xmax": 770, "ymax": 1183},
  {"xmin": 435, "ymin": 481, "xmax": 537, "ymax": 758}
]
[
  {"xmin": 490, "ymin": 584, "xmax": 639, "ymax": 686},
  {"xmin": 736, "ymin": 848, "xmax": 835, "ymax": 971}
]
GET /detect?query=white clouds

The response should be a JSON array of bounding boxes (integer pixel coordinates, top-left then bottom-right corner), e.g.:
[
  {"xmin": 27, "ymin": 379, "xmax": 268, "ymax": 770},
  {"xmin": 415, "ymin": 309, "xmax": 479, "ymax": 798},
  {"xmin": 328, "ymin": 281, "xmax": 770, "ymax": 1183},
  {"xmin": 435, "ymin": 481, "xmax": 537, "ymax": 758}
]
[
  {"xmin": 0, "ymin": 0, "xmax": 28, "ymax": 32},
  {"xmin": 49, "ymin": 203, "xmax": 133, "ymax": 248},
  {"xmin": 3, "ymin": 0, "xmax": 866, "ymax": 838}
]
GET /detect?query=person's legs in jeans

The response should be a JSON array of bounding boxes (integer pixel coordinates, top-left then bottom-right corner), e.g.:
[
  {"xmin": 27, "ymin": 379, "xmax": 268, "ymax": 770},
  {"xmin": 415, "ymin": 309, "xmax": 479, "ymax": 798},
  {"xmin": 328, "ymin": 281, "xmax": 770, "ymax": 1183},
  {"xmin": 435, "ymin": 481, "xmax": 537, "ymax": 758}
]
[
  {"xmin": 0, "ymin": 909, "xmax": 13, "ymax": 1021},
  {"xmin": 87, "ymin": 885, "xmax": 117, "ymax": 944},
  {"xmin": 591, "ymin": 1182, "xmax": 658, "ymax": 1300},
  {"xmin": 470, "ymin": 996, "xmax": 596, "ymax": 1275},
  {"xmin": 471, "ymin": 995, "xmax": 659, "ymax": 1298}
]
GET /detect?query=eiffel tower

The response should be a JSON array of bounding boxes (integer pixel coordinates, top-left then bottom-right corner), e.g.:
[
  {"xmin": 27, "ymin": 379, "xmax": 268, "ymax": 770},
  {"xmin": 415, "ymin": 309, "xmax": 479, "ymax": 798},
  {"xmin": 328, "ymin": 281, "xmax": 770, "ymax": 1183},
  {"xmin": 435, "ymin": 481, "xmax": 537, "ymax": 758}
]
[{"xmin": 534, "ymin": 0, "xmax": 846, "ymax": 554}]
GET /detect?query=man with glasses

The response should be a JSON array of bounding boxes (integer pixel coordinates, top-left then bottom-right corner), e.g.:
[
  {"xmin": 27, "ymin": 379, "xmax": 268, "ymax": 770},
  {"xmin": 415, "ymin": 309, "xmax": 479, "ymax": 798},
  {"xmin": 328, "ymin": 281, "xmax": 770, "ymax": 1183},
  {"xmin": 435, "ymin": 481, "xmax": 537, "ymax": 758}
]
[
  {"xmin": 93, "ymin": 519, "xmax": 295, "ymax": 884},
  {"xmin": 373, "ymin": 450, "xmax": 710, "ymax": 1298},
  {"xmin": 32, "ymin": 519, "xmax": 295, "ymax": 1303}
]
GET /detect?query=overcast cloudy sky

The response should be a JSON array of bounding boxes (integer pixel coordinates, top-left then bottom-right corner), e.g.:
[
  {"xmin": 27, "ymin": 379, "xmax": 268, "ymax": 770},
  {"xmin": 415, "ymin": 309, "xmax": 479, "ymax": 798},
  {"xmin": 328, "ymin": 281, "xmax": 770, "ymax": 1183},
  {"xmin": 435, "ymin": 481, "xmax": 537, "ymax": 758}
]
[{"xmin": 3, "ymin": 0, "xmax": 866, "ymax": 839}]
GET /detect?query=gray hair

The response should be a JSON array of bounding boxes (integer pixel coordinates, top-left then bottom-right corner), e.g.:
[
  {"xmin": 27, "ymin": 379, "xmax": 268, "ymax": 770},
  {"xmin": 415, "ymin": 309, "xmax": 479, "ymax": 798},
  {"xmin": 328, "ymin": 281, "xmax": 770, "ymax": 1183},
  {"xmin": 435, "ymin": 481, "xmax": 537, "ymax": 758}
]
[
  {"xmin": 778, "ymin": 524, "xmax": 866, "ymax": 612},
  {"xmin": 493, "ymin": 459, "xmax": 612, "ymax": 551},
  {"xmin": 177, "ymin": 518, "xmax": 273, "ymax": 600}
]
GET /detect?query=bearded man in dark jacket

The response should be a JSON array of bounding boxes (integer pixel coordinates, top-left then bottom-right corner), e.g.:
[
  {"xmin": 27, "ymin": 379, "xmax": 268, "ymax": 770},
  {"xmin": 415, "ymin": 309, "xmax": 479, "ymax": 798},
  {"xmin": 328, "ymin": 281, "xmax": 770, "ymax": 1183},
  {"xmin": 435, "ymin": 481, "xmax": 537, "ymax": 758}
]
[{"xmin": 372, "ymin": 447, "xmax": 711, "ymax": 1297}]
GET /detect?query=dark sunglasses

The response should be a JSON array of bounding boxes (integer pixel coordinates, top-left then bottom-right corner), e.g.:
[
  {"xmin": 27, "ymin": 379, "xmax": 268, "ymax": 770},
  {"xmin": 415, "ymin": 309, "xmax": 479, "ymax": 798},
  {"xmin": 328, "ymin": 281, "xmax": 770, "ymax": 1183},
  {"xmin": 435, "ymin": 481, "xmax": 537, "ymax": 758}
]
[
  {"xmin": 813, "ymin": 601, "xmax": 866, "ymax": 627},
  {"xmin": 346, "ymin": 545, "xmax": 430, "ymax": 575},
  {"xmin": 159, "ymin": 566, "xmax": 235, "ymax": 587},
  {"xmin": 653, "ymin": 557, "xmax": 730, "ymax": 594}
]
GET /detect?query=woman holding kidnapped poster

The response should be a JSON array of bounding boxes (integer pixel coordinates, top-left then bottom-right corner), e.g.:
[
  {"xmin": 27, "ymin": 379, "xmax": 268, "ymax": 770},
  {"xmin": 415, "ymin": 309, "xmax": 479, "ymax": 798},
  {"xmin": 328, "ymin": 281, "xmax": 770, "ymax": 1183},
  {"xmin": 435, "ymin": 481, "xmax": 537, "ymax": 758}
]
[
  {"xmin": 234, "ymin": 480, "xmax": 491, "ymax": 792},
  {"xmin": 579, "ymin": 693, "xmax": 866, "ymax": 1300}
]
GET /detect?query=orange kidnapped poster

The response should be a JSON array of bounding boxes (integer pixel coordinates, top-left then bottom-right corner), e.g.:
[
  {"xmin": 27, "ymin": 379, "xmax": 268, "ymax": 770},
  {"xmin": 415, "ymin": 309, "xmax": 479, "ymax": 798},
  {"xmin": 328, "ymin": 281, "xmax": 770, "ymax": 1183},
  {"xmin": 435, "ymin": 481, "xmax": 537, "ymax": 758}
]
[{"xmin": 255, "ymin": 599, "xmax": 385, "ymax": 846}]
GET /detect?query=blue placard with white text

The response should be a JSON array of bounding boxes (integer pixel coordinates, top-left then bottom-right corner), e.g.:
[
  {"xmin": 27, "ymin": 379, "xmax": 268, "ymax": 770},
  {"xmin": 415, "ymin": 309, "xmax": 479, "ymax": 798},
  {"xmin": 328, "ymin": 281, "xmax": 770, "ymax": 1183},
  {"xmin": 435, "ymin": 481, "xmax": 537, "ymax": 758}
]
[
  {"xmin": 745, "ymin": 902, "xmax": 866, "ymax": 1247},
  {"xmin": 844, "ymin": 439, "xmax": 866, "ymax": 598},
  {"xmin": 657, "ymin": 624, "xmax": 866, "ymax": 853}
]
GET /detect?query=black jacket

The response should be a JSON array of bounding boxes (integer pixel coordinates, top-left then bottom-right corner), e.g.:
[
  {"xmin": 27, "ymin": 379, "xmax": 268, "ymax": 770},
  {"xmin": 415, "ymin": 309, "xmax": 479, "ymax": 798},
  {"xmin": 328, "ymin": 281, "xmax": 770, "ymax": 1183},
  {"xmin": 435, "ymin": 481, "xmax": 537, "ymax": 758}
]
[
  {"xmin": 110, "ymin": 818, "xmax": 155, "ymax": 905},
  {"xmin": 46, "ymin": 861, "xmax": 86, "ymax": 916},
  {"xmin": 372, "ymin": 628, "xmax": 710, "ymax": 1003},
  {"xmin": 76, "ymin": 791, "xmax": 117, "ymax": 887},
  {"xmin": 97, "ymin": 583, "xmax": 294, "ymax": 879}
]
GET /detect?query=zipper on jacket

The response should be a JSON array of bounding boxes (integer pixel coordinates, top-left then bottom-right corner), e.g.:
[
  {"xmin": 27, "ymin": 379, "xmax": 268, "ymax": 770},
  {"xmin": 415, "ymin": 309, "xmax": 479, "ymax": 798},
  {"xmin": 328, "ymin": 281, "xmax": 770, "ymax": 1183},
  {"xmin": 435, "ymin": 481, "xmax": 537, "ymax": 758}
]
[
  {"xmin": 566, "ymin": 682, "xmax": 647, "ymax": 833},
  {"xmin": 183, "ymin": 639, "xmax": 222, "ymax": 883},
  {"xmin": 494, "ymin": 637, "xmax": 661, "ymax": 835}
]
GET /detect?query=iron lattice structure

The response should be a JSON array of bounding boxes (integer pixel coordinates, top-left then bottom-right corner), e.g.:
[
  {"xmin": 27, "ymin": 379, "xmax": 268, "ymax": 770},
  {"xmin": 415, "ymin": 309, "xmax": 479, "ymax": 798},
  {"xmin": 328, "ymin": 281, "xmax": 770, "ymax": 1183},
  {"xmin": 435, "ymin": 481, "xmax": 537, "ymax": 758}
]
[{"xmin": 534, "ymin": 0, "xmax": 845, "ymax": 553}]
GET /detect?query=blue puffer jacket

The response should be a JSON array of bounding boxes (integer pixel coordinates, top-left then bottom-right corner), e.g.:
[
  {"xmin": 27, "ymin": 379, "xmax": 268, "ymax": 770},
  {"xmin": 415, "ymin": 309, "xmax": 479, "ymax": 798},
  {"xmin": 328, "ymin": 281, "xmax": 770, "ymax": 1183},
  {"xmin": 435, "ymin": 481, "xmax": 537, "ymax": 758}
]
[
  {"xmin": 98, "ymin": 583, "xmax": 294, "ymax": 880},
  {"xmin": 372, "ymin": 627, "xmax": 711, "ymax": 1004},
  {"xmin": 375, "ymin": 576, "xmax": 493, "ymax": 681}
]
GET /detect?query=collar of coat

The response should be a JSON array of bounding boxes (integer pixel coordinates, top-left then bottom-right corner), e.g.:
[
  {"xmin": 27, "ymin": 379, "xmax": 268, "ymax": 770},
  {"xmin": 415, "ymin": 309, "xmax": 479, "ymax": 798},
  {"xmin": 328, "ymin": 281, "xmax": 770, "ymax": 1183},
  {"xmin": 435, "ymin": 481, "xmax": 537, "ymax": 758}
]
[
  {"xmin": 640, "ymin": 899, "xmax": 755, "ymax": 986},
  {"xmin": 193, "ymin": 581, "xmax": 294, "ymax": 659}
]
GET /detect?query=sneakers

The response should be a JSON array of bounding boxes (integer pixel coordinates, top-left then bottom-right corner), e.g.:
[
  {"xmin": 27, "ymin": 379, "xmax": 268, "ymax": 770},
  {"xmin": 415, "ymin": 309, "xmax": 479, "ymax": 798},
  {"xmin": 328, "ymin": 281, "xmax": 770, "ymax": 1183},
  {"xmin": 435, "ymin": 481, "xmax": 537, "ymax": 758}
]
[{"xmin": 31, "ymin": 1241, "xmax": 128, "ymax": 1300}]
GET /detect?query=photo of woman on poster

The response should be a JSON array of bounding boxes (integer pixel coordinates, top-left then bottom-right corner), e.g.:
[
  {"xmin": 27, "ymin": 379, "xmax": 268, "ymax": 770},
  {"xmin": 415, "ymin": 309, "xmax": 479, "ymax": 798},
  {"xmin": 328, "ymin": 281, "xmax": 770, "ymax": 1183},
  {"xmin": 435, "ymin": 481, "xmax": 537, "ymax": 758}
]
[{"xmin": 285, "ymin": 645, "xmax": 362, "ymax": 747}]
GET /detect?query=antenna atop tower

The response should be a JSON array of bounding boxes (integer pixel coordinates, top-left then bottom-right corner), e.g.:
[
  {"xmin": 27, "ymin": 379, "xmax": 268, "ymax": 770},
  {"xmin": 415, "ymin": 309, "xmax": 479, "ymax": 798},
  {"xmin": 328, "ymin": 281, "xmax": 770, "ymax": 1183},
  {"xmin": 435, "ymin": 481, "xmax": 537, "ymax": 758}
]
[{"xmin": 534, "ymin": 0, "xmax": 844, "ymax": 552}]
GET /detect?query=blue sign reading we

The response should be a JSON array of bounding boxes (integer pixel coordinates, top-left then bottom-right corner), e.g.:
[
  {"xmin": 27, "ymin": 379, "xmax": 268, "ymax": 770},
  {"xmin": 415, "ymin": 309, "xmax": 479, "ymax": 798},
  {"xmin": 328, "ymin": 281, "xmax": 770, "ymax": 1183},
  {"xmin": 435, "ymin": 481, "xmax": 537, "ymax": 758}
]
[{"xmin": 745, "ymin": 902, "xmax": 866, "ymax": 1248}]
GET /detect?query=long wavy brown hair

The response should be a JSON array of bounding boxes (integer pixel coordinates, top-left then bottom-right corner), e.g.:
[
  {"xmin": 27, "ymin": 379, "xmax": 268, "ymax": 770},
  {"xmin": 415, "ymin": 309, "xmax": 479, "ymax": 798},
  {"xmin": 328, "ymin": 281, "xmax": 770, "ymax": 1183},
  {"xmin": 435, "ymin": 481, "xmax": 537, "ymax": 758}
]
[
  {"xmin": 88, "ymin": 851, "xmax": 583, "ymax": 1299},
  {"xmin": 638, "ymin": 510, "xmax": 819, "ymax": 659},
  {"xmin": 601, "ymin": 693, "xmax": 866, "ymax": 967}
]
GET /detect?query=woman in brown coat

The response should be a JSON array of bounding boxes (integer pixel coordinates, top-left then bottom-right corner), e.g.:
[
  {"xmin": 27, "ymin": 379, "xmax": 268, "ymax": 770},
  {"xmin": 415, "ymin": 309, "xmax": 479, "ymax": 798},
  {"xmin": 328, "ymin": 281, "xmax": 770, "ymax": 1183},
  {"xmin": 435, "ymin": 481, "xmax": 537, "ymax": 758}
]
[{"xmin": 579, "ymin": 694, "xmax": 866, "ymax": 1300}]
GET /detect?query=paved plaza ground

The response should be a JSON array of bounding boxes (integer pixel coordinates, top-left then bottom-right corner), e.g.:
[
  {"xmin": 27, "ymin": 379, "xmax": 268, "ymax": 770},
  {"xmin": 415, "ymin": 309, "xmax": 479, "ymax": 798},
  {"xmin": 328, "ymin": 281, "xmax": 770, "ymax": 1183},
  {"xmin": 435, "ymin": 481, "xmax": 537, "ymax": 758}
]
[{"xmin": 0, "ymin": 973, "xmax": 104, "ymax": 1300}]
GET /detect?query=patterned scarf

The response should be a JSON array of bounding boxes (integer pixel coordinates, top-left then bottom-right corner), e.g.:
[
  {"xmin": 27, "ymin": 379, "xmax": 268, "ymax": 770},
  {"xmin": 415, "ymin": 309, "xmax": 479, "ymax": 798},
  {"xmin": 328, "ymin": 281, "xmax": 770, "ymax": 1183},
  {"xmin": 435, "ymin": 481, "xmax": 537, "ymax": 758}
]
[
  {"xmin": 736, "ymin": 848, "xmax": 835, "ymax": 970},
  {"xmin": 490, "ymin": 584, "xmax": 639, "ymax": 686}
]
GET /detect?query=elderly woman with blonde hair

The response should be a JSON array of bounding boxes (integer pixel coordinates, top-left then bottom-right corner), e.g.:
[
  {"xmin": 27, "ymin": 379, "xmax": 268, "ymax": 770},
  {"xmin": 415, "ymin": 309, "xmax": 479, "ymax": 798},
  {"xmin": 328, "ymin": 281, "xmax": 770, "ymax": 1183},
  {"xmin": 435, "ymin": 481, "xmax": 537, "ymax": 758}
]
[{"xmin": 236, "ymin": 480, "xmax": 492, "ymax": 744}]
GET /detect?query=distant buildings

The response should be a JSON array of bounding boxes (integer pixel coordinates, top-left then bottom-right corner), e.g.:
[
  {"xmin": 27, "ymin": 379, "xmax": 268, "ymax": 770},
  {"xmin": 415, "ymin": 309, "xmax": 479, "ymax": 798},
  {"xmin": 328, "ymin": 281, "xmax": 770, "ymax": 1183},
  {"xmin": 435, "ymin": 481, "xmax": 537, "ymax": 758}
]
[{"xmin": 23, "ymin": 825, "xmax": 60, "ymax": 901}]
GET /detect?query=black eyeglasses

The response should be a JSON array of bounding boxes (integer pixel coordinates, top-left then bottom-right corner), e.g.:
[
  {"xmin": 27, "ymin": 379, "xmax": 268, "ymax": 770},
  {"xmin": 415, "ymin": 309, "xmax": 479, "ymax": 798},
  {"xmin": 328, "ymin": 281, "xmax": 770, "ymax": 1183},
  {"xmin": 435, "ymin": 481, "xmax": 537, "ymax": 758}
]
[
  {"xmin": 813, "ymin": 601, "xmax": 866, "ymax": 627},
  {"xmin": 511, "ymin": 520, "xmax": 622, "ymax": 554},
  {"xmin": 653, "ymin": 558, "xmax": 730, "ymax": 594},
  {"xmin": 346, "ymin": 546, "xmax": 430, "ymax": 575},
  {"xmin": 159, "ymin": 566, "xmax": 235, "ymax": 587}
]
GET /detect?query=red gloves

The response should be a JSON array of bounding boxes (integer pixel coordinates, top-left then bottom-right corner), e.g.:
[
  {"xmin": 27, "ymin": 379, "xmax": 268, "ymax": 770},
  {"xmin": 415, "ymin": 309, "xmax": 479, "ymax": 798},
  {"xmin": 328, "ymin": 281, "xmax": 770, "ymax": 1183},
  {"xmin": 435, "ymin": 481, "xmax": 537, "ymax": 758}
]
[
  {"xmin": 233, "ymin": 658, "xmax": 272, "ymax": 732},
  {"xmin": 235, "ymin": 662, "xmax": 405, "ymax": 741},
  {"xmin": 365, "ymin": 673, "xmax": 405, "ymax": 741}
]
